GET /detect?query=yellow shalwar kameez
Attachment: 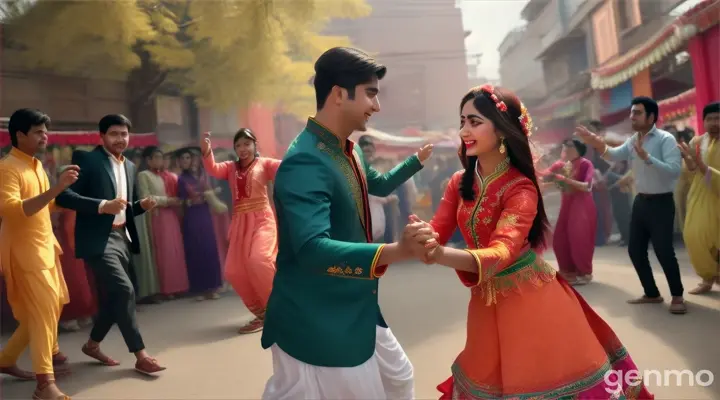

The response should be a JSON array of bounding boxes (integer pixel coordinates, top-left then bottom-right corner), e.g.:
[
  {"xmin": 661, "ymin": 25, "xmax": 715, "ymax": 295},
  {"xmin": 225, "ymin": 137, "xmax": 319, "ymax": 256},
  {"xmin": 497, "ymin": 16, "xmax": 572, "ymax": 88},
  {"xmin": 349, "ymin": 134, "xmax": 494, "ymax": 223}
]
[
  {"xmin": 682, "ymin": 134, "xmax": 720, "ymax": 281},
  {"xmin": 0, "ymin": 148, "xmax": 69, "ymax": 374}
]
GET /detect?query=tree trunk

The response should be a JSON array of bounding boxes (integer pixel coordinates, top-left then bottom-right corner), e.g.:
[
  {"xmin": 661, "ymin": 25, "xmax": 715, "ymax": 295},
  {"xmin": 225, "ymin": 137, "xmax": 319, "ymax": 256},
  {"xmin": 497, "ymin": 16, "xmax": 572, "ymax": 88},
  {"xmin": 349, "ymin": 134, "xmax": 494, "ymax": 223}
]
[
  {"xmin": 185, "ymin": 96, "xmax": 199, "ymax": 140},
  {"xmin": 126, "ymin": 47, "xmax": 166, "ymax": 133}
]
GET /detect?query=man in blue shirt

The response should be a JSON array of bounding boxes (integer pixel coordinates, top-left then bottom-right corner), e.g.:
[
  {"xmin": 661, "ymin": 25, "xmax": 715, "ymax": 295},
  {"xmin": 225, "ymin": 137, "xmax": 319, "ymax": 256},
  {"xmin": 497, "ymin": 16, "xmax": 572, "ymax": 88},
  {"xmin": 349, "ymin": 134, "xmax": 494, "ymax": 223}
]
[{"xmin": 576, "ymin": 96, "xmax": 686, "ymax": 314}]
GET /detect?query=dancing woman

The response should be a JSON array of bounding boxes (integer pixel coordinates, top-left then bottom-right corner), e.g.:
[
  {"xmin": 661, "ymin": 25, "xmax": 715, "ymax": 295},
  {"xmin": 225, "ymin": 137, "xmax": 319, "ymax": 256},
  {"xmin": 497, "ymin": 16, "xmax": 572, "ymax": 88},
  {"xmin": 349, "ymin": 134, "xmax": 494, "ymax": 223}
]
[
  {"xmin": 540, "ymin": 139, "xmax": 597, "ymax": 285},
  {"xmin": 201, "ymin": 128, "xmax": 281, "ymax": 333},
  {"xmin": 410, "ymin": 85, "xmax": 653, "ymax": 399}
]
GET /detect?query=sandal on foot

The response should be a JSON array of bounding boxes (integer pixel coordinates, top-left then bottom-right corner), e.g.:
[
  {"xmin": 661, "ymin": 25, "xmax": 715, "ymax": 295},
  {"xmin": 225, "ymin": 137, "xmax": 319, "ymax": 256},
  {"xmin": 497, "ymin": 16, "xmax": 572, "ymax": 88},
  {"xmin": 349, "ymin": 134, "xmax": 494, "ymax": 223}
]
[
  {"xmin": 32, "ymin": 381, "xmax": 70, "ymax": 400},
  {"xmin": 689, "ymin": 282, "xmax": 713, "ymax": 295},
  {"xmin": 238, "ymin": 318, "xmax": 264, "ymax": 334},
  {"xmin": 669, "ymin": 299, "xmax": 687, "ymax": 314},
  {"xmin": 134, "ymin": 357, "xmax": 166, "ymax": 376},
  {"xmin": 81, "ymin": 344, "xmax": 120, "ymax": 366},
  {"xmin": 0, "ymin": 365, "xmax": 35, "ymax": 380}
]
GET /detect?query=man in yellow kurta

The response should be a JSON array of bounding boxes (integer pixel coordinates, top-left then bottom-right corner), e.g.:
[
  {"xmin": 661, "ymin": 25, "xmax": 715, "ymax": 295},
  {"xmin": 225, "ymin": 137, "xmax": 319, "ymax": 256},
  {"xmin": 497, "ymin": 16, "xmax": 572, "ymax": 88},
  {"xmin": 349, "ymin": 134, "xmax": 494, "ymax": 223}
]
[
  {"xmin": 0, "ymin": 109, "xmax": 78, "ymax": 400},
  {"xmin": 678, "ymin": 102, "xmax": 720, "ymax": 294}
]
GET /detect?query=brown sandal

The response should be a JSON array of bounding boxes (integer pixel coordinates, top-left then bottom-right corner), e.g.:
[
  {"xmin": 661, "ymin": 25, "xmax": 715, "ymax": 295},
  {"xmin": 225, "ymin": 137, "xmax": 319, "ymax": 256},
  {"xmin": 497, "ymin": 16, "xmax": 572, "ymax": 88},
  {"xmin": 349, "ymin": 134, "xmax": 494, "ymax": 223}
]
[
  {"xmin": 238, "ymin": 318, "xmax": 264, "ymax": 334},
  {"xmin": 81, "ymin": 344, "xmax": 120, "ymax": 366},
  {"xmin": 32, "ymin": 381, "xmax": 70, "ymax": 400},
  {"xmin": 134, "ymin": 357, "xmax": 166, "ymax": 376}
]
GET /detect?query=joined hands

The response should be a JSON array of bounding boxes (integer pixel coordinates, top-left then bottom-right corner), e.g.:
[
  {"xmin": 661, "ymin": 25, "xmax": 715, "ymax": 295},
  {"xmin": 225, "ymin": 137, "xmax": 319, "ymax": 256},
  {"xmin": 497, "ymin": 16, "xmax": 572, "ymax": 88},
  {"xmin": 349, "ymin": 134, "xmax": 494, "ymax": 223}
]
[{"xmin": 399, "ymin": 215, "xmax": 441, "ymax": 264}]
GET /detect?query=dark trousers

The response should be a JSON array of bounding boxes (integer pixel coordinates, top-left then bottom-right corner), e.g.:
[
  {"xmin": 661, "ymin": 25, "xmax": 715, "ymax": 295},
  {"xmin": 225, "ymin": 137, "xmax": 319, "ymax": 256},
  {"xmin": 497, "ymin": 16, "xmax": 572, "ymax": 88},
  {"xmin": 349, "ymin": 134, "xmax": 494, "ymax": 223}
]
[
  {"xmin": 86, "ymin": 229, "xmax": 145, "ymax": 353},
  {"xmin": 610, "ymin": 189, "xmax": 631, "ymax": 243},
  {"xmin": 628, "ymin": 193, "xmax": 684, "ymax": 298}
]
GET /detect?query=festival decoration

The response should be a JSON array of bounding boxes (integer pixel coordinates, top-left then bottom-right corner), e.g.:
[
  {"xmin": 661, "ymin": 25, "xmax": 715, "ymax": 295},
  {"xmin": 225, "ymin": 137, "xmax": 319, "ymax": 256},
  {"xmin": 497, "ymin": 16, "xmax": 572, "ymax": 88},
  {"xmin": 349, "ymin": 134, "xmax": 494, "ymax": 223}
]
[
  {"xmin": 657, "ymin": 88, "xmax": 697, "ymax": 125},
  {"xmin": 590, "ymin": 0, "xmax": 719, "ymax": 90}
]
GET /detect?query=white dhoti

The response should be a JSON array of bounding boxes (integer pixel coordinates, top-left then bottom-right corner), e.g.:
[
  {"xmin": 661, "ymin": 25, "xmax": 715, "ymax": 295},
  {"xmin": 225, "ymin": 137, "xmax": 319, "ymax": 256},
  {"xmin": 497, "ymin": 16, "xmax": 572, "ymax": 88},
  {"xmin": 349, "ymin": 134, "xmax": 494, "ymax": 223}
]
[{"xmin": 262, "ymin": 326, "xmax": 414, "ymax": 400}]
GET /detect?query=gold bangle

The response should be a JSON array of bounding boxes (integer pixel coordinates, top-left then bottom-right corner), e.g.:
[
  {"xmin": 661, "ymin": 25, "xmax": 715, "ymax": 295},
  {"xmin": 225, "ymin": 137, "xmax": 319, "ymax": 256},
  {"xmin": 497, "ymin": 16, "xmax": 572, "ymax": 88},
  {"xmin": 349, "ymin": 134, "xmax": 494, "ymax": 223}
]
[{"xmin": 601, "ymin": 144, "xmax": 609, "ymax": 157}]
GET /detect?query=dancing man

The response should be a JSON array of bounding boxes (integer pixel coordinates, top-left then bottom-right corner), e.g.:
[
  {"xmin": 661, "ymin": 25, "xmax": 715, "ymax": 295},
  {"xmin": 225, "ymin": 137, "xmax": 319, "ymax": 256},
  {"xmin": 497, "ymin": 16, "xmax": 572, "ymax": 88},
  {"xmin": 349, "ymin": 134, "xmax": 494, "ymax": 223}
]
[
  {"xmin": 576, "ymin": 96, "xmax": 686, "ymax": 314},
  {"xmin": 261, "ymin": 47, "xmax": 433, "ymax": 399},
  {"xmin": 55, "ymin": 114, "xmax": 165, "ymax": 374},
  {"xmin": 678, "ymin": 102, "xmax": 720, "ymax": 293},
  {"xmin": 0, "ymin": 109, "xmax": 74, "ymax": 400}
]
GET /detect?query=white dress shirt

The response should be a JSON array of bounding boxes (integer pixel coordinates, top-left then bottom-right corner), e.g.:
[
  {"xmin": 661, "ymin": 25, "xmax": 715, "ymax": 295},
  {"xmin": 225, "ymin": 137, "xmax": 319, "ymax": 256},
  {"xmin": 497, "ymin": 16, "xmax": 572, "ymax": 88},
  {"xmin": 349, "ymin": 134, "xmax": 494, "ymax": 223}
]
[{"xmin": 98, "ymin": 149, "xmax": 128, "ymax": 227}]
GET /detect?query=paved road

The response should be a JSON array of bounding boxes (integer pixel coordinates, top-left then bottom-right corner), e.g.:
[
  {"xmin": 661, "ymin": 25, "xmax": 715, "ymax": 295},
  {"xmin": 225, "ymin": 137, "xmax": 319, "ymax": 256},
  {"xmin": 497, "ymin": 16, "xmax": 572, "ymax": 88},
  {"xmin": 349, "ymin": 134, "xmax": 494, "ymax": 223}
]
[{"xmin": 2, "ymin": 245, "xmax": 719, "ymax": 400}]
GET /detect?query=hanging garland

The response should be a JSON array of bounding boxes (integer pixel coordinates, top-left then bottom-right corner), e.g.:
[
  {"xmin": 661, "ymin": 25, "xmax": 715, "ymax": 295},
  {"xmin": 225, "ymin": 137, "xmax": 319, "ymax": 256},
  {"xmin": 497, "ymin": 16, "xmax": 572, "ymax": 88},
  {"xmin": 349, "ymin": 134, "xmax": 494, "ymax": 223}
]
[
  {"xmin": 657, "ymin": 88, "xmax": 697, "ymax": 125},
  {"xmin": 590, "ymin": 0, "xmax": 719, "ymax": 90}
]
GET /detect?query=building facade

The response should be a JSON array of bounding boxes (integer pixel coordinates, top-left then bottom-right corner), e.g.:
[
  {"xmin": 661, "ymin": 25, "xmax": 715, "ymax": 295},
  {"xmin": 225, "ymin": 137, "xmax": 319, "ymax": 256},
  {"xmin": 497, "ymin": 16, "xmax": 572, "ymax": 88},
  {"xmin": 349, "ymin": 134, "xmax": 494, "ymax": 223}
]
[
  {"xmin": 501, "ymin": 0, "xmax": 689, "ymax": 141},
  {"xmin": 324, "ymin": 0, "xmax": 469, "ymax": 132}
]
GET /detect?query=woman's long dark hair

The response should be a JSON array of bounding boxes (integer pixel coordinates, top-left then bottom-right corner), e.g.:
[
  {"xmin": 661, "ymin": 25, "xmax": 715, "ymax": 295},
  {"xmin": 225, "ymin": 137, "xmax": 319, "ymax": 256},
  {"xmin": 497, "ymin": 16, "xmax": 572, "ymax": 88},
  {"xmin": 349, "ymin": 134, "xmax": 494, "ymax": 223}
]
[{"xmin": 458, "ymin": 86, "xmax": 550, "ymax": 249}]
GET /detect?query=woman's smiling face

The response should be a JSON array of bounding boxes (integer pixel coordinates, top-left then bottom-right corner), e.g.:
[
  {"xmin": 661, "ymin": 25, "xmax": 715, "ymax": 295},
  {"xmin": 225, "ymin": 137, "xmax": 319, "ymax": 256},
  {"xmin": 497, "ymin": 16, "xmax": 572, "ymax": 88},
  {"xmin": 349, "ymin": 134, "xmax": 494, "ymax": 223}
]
[{"xmin": 459, "ymin": 100, "xmax": 499, "ymax": 157}]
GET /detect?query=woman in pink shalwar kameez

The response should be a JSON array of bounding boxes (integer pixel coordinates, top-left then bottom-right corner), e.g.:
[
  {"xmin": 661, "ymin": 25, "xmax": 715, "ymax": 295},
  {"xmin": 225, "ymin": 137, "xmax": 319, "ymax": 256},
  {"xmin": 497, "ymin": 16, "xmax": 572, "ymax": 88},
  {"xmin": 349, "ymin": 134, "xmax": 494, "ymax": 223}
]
[
  {"xmin": 541, "ymin": 139, "xmax": 597, "ymax": 285},
  {"xmin": 202, "ymin": 128, "xmax": 281, "ymax": 334}
]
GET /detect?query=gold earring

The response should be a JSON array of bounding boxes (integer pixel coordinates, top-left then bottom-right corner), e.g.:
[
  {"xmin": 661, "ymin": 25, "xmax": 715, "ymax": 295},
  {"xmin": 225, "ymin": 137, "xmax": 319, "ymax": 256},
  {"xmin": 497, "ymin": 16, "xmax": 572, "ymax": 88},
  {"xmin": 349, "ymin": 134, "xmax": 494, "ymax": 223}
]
[{"xmin": 499, "ymin": 141, "xmax": 506, "ymax": 154}]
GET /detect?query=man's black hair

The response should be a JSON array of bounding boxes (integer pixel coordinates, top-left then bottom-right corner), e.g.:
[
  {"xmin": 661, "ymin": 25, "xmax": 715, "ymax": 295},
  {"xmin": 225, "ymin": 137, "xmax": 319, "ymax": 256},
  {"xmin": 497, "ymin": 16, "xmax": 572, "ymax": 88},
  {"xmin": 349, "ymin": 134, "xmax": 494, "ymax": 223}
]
[
  {"xmin": 313, "ymin": 47, "xmax": 387, "ymax": 110},
  {"xmin": 99, "ymin": 114, "xmax": 132, "ymax": 134},
  {"xmin": 8, "ymin": 108, "xmax": 50, "ymax": 148},
  {"xmin": 703, "ymin": 102, "xmax": 720, "ymax": 119},
  {"xmin": 631, "ymin": 96, "xmax": 659, "ymax": 124}
]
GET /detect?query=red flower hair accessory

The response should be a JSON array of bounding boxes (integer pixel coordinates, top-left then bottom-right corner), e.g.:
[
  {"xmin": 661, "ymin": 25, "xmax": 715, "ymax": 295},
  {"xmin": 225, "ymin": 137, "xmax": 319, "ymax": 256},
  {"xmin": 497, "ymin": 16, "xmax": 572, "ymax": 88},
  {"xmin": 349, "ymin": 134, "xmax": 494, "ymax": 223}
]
[
  {"xmin": 477, "ymin": 84, "xmax": 508, "ymax": 112},
  {"xmin": 473, "ymin": 84, "xmax": 534, "ymax": 137},
  {"xmin": 518, "ymin": 102, "xmax": 534, "ymax": 137}
]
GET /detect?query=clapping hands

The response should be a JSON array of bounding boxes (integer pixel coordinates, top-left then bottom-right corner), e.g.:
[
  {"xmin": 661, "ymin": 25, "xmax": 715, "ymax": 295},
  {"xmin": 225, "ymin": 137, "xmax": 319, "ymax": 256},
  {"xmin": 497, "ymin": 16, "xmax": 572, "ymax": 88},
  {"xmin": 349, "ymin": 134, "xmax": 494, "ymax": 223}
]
[
  {"xmin": 400, "ymin": 215, "xmax": 441, "ymax": 264},
  {"xmin": 678, "ymin": 140, "xmax": 707, "ymax": 174}
]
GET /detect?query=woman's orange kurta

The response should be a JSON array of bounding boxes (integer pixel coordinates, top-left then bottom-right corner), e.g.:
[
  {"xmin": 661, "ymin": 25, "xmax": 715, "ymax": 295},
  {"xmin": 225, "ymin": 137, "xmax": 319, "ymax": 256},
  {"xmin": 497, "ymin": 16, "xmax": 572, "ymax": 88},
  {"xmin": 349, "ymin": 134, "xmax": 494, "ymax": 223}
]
[
  {"xmin": 203, "ymin": 152, "xmax": 281, "ymax": 318},
  {"xmin": 431, "ymin": 160, "xmax": 653, "ymax": 399}
]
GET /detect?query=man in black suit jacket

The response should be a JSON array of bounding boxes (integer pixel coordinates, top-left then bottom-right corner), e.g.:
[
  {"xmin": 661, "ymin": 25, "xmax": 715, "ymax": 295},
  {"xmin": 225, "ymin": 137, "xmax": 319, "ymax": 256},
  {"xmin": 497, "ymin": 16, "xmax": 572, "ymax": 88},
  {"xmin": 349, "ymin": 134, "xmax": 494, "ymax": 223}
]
[{"xmin": 55, "ymin": 114, "xmax": 165, "ymax": 375}]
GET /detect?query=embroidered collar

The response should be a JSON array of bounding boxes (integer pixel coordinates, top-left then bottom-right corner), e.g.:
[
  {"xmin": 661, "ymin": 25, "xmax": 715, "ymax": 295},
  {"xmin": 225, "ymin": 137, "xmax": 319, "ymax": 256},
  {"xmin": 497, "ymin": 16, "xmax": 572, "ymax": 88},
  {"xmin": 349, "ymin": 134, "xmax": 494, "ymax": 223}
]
[
  {"xmin": 474, "ymin": 157, "xmax": 510, "ymax": 180},
  {"xmin": 484, "ymin": 157, "xmax": 510, "ymax": 175},
  {"xmin": 306, "ymin": 117, "xmax": 352, "ymax": 151}
]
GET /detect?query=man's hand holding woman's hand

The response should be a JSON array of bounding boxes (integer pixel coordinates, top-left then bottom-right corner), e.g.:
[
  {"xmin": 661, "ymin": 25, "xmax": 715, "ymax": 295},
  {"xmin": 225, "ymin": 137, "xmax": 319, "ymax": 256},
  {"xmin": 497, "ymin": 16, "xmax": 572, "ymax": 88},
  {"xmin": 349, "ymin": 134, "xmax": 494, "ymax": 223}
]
[{"xmin": 401, "ymin": 215, "xmax": 441, "ymax": 264}]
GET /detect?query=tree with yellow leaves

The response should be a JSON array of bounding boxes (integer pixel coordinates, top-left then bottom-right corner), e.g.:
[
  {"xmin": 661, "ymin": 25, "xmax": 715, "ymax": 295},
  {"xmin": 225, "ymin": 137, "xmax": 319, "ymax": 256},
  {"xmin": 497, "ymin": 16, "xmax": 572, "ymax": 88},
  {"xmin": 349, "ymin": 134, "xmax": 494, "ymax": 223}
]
[{"xmin": 3, "ymin": 0, "xmax": 370, "ymax": 121}]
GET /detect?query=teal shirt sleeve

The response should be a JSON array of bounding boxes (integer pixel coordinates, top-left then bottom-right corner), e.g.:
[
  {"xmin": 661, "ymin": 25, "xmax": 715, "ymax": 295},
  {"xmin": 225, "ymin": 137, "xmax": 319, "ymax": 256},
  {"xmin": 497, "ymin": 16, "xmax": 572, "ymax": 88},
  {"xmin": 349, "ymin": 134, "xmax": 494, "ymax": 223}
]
[
  {"xmin": 365, "ymin": 154, "xmax": 423, "ymax": 197},
  {"xmin": 274, "ymin": 152, "xmax": 387, "ymax": 279}
]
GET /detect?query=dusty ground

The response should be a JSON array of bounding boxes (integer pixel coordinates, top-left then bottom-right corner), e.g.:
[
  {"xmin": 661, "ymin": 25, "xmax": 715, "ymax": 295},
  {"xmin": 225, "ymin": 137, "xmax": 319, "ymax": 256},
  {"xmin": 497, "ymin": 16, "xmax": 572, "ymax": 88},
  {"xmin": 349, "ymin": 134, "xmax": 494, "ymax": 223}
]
[
  {"xmin": 1, "ymin": 245, "xmax": 719, "ymax": 400},
  {"xmin": 2, "ymin": 192, "xmax": 719, "ymax": 399}
]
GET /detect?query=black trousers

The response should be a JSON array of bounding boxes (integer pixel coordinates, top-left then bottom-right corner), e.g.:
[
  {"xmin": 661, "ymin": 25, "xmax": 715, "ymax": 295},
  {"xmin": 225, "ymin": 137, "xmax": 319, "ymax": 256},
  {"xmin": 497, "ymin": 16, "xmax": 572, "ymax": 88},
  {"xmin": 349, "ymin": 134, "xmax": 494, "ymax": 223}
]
[
  {"xmin": 86, "ymin": 229, "xmax": 145, "ymax": 353},
  {"xmin": 610, "ymin": 189, "xmax": 631, "ymax": 243},
  {"xmin": 628, "ymin": 193, "xmax": 684, "ymax": 298}
]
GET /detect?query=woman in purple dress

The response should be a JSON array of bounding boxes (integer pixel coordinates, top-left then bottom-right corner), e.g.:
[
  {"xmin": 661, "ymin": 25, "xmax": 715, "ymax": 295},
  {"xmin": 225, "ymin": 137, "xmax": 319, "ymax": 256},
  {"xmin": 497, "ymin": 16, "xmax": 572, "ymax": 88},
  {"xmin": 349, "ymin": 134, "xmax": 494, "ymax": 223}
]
[
  {"xmin": 176, "ymin": 149, "xmax": 223, "ymax": 300},
  {"xmin": 540, "ymin": 139, "xmax": 597, "ymax": 285}
]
